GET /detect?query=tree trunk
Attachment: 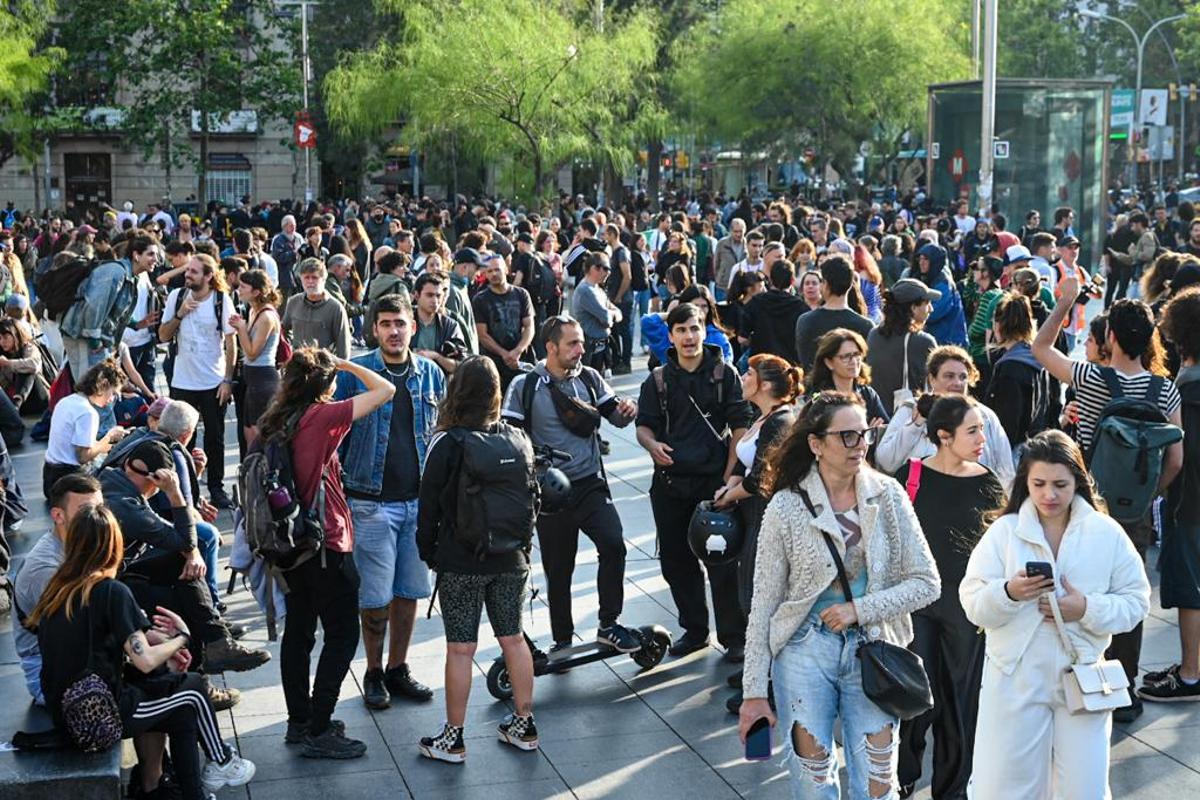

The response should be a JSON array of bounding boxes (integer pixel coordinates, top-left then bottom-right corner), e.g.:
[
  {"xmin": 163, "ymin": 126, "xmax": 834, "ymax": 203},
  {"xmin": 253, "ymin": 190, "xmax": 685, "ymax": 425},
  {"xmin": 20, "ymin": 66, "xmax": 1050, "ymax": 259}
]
[
  {"xmin": 603, "ymin": 156, "xmax": 623, "ymax": 210},
  {"xmin": 647, "ymin": 140, "xmax": 663, "ymax": 210},
  {"xmin": 532, "ymin": 148, "xmax": 544, "ymax": 201},
  {"xmin": 198, "ymin": 121, "xmax": 209, "ymax": 211}
]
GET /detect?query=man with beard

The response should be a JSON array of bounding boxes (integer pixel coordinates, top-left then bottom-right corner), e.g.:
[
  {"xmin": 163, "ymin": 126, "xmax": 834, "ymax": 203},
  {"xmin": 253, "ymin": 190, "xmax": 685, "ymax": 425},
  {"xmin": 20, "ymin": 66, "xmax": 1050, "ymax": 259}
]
[
  {"xmin": 158, "ymin": 254, "xmax": 238, "ymax": 509},
  {"xmin": 472, "ymin": 252, "xmax": 534, "ymax": 393},
  {"xmin": 337, "ymin": 293, "xmax": 445, "ymax": 711},
  {"xmin": 282, "ymin": 257, "xmax": 351, "ymax": 358}
]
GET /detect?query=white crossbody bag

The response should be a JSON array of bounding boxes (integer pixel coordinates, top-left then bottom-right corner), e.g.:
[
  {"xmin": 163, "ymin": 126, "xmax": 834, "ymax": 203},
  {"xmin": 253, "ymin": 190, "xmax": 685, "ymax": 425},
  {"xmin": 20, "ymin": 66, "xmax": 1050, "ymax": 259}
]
[{"xmin": 1048, "ymin": 594, "xmax": 1131, "ymax": 714}]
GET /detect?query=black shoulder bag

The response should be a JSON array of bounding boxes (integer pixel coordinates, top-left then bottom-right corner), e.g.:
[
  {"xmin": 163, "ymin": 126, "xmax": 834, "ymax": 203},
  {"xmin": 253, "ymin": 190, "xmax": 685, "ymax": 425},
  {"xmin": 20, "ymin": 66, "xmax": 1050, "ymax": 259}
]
[{"xmin": 798, "ymin": 488, "xmax": 933, "ymax": 721}]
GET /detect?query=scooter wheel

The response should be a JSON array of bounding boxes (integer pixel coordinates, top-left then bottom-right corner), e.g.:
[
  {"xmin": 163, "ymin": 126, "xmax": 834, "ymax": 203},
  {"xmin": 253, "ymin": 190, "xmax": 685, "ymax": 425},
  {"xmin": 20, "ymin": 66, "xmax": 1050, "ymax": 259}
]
[
  {"xmin": 486, "ymin": 658, "xmax": 514, "ymax": 700},
  {"xmin": 631, "ymin": 628, "xmax": 671, "ymax": 669}
]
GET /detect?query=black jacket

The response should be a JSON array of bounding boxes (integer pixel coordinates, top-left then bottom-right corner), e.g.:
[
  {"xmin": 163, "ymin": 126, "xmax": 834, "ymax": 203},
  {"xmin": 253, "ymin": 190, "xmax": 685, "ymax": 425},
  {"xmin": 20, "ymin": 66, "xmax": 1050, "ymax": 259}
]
[
  {"xmin": 99, "ymin": 467, "xmax": 197, "ymax": 568},
  {"xmin": 733, "ymin": 404, "xmax": 798, "ymax": 497},
  {"xmin": 983, "ymin": 343, "xmax": 1051, "ymax": 448},
  {"xmin": 635, "ymin": 344, "xmax": 753, "ymax": 477},
  {"xmin": 741, "ymin": 289, "xmax": 806, "ymax": 364}
]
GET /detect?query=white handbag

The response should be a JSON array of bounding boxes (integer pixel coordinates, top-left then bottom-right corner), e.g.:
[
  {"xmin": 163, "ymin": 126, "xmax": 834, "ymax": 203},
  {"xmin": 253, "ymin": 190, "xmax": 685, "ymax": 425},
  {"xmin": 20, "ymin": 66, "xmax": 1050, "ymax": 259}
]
[{"xmin": 1048, "ymin": 594, "xmax": 1131, "ymax": 714}]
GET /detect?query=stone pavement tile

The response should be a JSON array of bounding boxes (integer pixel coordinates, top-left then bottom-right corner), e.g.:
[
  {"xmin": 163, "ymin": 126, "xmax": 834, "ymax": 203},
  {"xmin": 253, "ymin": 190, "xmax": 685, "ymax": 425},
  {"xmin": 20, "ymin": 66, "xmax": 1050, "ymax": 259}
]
[
  {"xmin": 536, "ymin": 728, "xmax": 688, "ymax": 766},
  {"xmin": 394, "ymin": 742, "xmax": 561, "ymax": 793},
  {"xmin": 530, "ymin": 698, "xmax": 673, "ymax": 741},
  {"xmin": 413, "ymin": 777, "xmax": 575, "ymax": 800},
  {"xmin": 1127, "ymin": 724, "xmax": 1200, "ymax": 771},
  {"xmin": 1116, "ymin": 692, "xmax": 1200, "ymax": 734},
  {"xmin": 1109, "ymin": 734, "xmax": 1200, "ymax": 798},
  {"xmin": 242, "ymin": 768, "xmax": 407, "ymax": 800},
  {"xmin": 553, "ymin": 746, "xmax": 742, "ymax": 800}
]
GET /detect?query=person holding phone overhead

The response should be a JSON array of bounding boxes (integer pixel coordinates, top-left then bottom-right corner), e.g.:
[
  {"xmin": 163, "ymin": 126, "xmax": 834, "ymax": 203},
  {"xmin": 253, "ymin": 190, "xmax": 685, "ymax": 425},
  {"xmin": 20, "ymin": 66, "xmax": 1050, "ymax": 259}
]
[
  {"xmin": 960, "ymin": 431, "xmax": 1149, "ymax": 800},
  {"xmin": 739, "ymin": 391, "xmax": 939, "ymax": 799}
]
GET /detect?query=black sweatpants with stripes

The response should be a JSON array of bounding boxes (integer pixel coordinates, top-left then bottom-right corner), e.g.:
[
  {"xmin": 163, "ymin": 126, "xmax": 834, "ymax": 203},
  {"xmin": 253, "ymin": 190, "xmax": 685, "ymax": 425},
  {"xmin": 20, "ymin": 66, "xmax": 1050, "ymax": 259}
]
[{"xmin": 123, "ymin": 672, "xmax": 229, "ymax": 800}]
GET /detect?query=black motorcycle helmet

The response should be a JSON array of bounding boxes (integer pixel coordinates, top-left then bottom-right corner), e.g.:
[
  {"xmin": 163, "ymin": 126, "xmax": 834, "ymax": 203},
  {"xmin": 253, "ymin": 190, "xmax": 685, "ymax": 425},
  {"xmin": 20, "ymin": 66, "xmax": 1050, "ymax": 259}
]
[
  {"xmin": 687, "ymin": 501, "xmax": 744, "ymax": 566},
  {"xmin": 537, "ymin": 466, "xmax": 572, "ymax": 513}
]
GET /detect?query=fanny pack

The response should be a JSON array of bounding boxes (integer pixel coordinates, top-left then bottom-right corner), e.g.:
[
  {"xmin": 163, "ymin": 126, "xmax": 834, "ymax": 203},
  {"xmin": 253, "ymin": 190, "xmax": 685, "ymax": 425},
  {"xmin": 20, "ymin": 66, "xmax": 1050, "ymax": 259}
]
[{"xmin": 548, "ymin": 379, "xmax": 601, "ymax": 438}]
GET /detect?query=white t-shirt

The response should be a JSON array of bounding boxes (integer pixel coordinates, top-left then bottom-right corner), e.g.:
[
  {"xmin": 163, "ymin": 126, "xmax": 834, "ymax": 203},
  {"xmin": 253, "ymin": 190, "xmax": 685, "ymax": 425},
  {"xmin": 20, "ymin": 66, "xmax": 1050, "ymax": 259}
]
[
  {"xmin": 123, "ymin": 272, "xmax": 155, "ymax": 348},
  {"xmin": 46, "ymin": 393, "xmax": 99, "ymax": 466},
  {"xmin": 163, "ymin": 287, "xmax": 235, "ymax": 391}
]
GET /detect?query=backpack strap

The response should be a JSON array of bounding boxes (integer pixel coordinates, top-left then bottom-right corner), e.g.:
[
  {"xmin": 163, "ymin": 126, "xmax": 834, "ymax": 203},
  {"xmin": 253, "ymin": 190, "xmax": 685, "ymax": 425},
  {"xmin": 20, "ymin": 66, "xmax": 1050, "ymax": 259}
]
[
  {"xmin": 712, "ymin": 359, "xmax": 727, "ymax": 407},
  {"xmin": 1100, "ymin": 367, "xmax": 1124, "ymax": 401},
  {"xmin": 1147, "ymin": 375, "xmax": 1166, "ymax": 406},
  {"xmin": 653, "ymin": 366, "xmax": 668, "ymax": 434},
  {"xmin": 519, "ymin": 372, "xmax": 541, "ymax": 431},
  {"xmin": 906, "ymin": 458, "xmax": 923, "ymax": 502}
]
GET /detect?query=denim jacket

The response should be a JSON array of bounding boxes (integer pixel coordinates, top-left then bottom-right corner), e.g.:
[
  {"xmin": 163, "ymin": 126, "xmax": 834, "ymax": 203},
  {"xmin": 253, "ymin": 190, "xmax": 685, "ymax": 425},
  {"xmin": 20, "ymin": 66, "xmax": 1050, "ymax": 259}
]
[
  {"xmin": 59, "ymin": 258, "xmax": 137, "ymax": 345},
  {"xmin": 335, "ymin": 348, "xmax": 445, "ymax": 496}
]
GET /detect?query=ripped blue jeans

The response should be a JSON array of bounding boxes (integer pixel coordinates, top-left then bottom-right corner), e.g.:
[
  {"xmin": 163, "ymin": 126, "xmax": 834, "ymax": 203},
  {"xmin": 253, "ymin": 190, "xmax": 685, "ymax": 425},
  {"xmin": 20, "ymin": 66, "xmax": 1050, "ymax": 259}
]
[{"xmin": 771, "ymin": 616, "xmax": 899, "ymax": 800}]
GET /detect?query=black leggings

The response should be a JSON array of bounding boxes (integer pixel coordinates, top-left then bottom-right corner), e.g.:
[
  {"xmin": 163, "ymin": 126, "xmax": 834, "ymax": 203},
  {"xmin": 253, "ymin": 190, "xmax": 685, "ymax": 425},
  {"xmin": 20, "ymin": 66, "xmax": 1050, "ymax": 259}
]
[{"xmin": 124, "ymin": 672, "xmax": 228, "ymax": 800}]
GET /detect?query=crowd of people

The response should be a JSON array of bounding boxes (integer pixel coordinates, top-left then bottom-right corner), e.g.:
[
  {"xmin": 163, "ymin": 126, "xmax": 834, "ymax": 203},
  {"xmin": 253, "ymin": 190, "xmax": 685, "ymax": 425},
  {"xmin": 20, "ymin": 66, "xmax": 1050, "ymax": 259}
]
[{"xmin": 0, "ymin": 183, "xmax": 1197, "ymax": 800}]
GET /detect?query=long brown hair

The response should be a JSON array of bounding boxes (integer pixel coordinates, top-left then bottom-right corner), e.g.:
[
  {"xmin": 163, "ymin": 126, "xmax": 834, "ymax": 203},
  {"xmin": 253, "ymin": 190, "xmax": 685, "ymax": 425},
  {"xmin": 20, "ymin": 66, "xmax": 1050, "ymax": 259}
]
[
  {"xmin": 437, "ymin": 356, "xmax": 500, "ymax": 431},
  {"xmin": 759, "ymin": 391, "xmax": 862, "ymax": 498},
  {"xmin": 257, "ymin": 347, "xmax": 338, "ymax": 441},
  {"xmin": 996, "ymin": 430, "xmax": 1105, "ymax": 519},
  {"xmin": 806, "ymin": 328, "xmax": 871, "ymax": 393},
  {"xmin": 27, "ymin": 504, "xmax": 124, "ymax": 626}
]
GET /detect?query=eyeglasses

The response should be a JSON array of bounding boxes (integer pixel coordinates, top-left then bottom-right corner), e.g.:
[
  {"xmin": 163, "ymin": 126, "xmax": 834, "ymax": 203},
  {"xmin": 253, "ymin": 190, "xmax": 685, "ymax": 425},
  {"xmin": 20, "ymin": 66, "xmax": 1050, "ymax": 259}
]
[
  {"xmin": 821, "ymin": 428, "xmax": 878, "ymax": 448},
  {"xmin": 834, "ymin": 351, "xmax": 863, "ymax": 364}
]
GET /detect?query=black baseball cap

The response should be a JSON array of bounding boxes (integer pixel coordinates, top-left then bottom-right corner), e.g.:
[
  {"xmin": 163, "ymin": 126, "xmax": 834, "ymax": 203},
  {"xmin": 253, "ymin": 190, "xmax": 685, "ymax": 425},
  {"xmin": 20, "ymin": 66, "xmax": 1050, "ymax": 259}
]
[{"xmin": 453, "ymin": 248, "xmax": 484, "ymax": 266}]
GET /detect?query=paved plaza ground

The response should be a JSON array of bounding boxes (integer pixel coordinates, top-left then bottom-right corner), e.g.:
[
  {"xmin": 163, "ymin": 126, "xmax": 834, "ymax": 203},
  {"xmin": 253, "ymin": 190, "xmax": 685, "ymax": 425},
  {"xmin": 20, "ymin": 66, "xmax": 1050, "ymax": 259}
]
[{"xmin": 3, "ymin": 358, "xmax": 1200, "ymax": 798}]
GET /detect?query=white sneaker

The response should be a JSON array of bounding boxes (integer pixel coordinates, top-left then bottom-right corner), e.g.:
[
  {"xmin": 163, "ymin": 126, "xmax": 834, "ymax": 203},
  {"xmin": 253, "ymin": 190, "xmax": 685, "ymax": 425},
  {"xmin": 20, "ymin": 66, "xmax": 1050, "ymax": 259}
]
[{"xmin": 201, "ymin": 749, "xmax": 256, "ymax": 792}]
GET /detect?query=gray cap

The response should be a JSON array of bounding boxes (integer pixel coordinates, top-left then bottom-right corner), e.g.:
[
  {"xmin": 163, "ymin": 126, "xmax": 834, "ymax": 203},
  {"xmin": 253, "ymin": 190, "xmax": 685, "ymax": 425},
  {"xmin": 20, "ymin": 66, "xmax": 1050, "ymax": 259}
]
[{"xmin": 890, "ymin": 277, "xmax": 942, "ymax": 304}]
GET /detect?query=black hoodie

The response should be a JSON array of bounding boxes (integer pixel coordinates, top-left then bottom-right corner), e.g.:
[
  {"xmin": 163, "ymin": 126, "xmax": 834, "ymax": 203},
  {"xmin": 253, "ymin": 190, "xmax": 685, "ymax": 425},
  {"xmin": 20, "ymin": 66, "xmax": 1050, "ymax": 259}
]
[
  {"xmin": 983, "ymin": 342, "xmax": 1051, "ymax": 448},
  {"xmin": 742, "ymin": 288, "xmax": 807, "ymax": 364},
  {"xmin": 636, "ymin": 344, "xmax": 752, "ymax": 477}
]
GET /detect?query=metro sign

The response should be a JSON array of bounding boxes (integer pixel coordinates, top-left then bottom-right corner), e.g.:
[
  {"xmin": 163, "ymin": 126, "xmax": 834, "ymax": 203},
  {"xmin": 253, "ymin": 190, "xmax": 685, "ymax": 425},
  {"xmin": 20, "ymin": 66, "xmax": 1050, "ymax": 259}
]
[
  {"xmin": 295, "ymin": 112, "xmax": 317, "ymax": 149},
  {"xmin": 949, "ymin": 148, "xmax": 967, "ymax": 182}
]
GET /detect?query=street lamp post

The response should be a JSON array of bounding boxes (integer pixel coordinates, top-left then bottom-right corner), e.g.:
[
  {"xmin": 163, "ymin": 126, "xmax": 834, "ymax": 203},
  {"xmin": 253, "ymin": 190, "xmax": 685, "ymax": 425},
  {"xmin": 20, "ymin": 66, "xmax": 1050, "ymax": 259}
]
[
  {"xmin": 277, "ymin": 0, "xmax": 318, "ymax": 203},
  {"xmin": 1080, "ymin": 9, "xmax": 1184, "ymax": 188}
]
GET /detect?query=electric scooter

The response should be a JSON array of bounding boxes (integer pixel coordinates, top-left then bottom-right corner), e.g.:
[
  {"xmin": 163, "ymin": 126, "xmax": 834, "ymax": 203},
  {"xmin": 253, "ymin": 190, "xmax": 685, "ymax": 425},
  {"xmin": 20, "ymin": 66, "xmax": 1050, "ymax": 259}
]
[{"xmin": 485, "ymin": 445, "xmax": 673, "ymax": 700}]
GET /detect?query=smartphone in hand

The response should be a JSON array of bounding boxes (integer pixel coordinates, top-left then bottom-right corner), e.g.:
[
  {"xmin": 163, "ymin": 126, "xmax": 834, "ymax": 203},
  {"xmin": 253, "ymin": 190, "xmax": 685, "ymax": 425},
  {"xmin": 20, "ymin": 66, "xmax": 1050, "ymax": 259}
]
[
  {"xmin": 745, "ymin": 716, "xmax": 773, "ymax": 762},
  {"xmin": 1026, "ymin": 561, "xmax": 1054, "ymax": 582}
]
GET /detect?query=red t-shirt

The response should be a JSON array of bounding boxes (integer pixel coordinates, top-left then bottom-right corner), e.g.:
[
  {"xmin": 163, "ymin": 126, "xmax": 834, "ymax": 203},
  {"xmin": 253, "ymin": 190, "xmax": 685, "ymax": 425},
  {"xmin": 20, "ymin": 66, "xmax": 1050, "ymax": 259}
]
[{"xmin": 291, "ymin": 399, "xmax": 355, "ymax": 552}]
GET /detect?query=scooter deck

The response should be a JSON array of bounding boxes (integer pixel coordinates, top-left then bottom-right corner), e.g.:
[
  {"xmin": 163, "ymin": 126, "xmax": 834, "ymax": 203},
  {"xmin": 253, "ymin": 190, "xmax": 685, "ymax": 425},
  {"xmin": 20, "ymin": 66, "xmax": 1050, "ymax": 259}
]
[{"xmin": 534, "ymin": 640, "xmax": 641, "ymax": 674}]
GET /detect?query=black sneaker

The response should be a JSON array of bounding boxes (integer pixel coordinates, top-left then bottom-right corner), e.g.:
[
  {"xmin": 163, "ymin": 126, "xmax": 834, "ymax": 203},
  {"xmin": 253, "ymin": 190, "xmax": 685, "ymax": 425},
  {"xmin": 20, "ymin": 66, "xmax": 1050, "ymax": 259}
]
[
  {"xmin": 596, "ymin": 624, "xmax": 640, "ymax": 653},
  {"xmin": 1113, "ymin": 692, "xmax": 1144, "ymax": 724},
  {"xmin": 226, "ymin": 622, "xmax": 246, "ymax": 640},
  {"xmin": 363, "ymin": 668, "xmax": 390, "ymax": 710},
  {"xmin": 548, "ymin": 641, "xmax": 574, "ymax": 673},
  {"xmin": 612, "ymin": 363, "xmax": 632, "ymax": 375},
  {"xmin": 418, "ymin": 723, "xmax": 466, "ymax": 764},
  {"xmin": 725, "ymin": 690, "xmax": 742, "ymax": 715},
  {"xmin": 727, "ymin": 670, "xmax": 742, "ymax": 689},
  {"xmin": 384, "ymin": 664, "xmax": 433, "ymax": 702},
  {"xmin": 667, "ymin": 633, "xmax": 709, "ymax": 657},
  {"xmin": 1143, "ymin": 664, "xmax": 1180, "ymax": 689},
  {"xmin": 899, "ymin": 782, "xmax": 916, "ymax": 799},
  {"xmin": 285, "ymin": 718, "xmax": 345, "ymax": 744},
  {"xmin": 301, "ymin": 725, "xmax": 367, "ymax": 759},
  {"xmin": 209, "ymin": 487, "xmax": 235, "ymax": 510},
  {"xmin": 497, "ymin": 713, "xmax": 539, "ymax": 751},
  {"xmin": 723, "ymin": 644, "xmax": 745, "ymax": 664},
  {"xmin": 1139, "ymin": 670, "xmax": 1200, "ymax": 703}
]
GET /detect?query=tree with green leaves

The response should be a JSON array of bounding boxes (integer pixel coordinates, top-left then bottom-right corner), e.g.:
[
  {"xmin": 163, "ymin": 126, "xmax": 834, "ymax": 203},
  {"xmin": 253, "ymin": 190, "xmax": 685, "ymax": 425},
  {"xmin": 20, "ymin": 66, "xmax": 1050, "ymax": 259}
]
[
  {"xmin": 0, "ymin": 1, "xmax": 61, "ymax": 169},
  {"xmin": 673, "ymin": 0, "xmax": 969, "ymax": 184},
  {"xmin": 54, "ymin": 0, "xmax": 299, "ymax": 208},
  {"xmin": 325, "ymin": 0, "xmax": 657, "ymax": 201}
]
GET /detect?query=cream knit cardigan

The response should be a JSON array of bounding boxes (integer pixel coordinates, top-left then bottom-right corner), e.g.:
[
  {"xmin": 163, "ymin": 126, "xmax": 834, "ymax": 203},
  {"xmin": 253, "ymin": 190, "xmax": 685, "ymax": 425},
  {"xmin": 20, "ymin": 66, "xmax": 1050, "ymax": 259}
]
[{"xmin": 742, "ymin": 466, "xmax": 941, "ymax": 699}]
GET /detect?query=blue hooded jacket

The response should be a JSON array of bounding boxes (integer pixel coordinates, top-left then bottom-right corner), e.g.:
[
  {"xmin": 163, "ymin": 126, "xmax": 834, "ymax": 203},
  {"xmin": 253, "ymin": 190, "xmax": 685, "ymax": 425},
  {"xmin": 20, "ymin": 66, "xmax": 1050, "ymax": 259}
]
[{"xmin": 916, "ymin": 243, "xmax": 968, "ymax": 347}]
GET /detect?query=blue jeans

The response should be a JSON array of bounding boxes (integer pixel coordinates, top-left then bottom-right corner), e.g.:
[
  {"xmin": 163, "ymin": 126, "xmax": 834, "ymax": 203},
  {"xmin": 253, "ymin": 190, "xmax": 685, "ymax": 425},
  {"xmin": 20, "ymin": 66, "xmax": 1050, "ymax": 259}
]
[
  {"xmin": 196, "ymin": 520, "xmax": 221, "ymax": 605},
  {"xmin": 772, "ymin": 617, "xmax": 899, "ymax": 800},
  {"xmin": 348, "ymin": 497, "xmax": 429, "ymax": 609}
]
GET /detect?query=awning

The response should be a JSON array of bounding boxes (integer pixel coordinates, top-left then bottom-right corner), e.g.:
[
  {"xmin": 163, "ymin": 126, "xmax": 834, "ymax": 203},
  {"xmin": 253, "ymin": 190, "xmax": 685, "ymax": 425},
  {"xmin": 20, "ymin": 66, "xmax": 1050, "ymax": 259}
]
[{"xmin": 207, "ymin": 153, "xmax": 251, "ymax": 170}]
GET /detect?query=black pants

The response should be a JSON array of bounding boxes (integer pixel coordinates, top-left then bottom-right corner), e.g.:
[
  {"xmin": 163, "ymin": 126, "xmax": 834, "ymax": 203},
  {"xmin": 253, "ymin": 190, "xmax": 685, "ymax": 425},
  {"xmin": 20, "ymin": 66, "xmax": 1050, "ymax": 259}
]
[
  {"xmin": 536, "ymin": 477, "xmax": 626, "ymax": 643},
  {"xmin": 1106, "ymin": 518, "xmax": 1151, "ymax": 690},
  {"xmin": 583, "ymin": 337, "xmax": 609, "ymax": 372},
  {"xmin": 0, "ymin": 388, "xmax": 25, "ymax": 450},
  {"xmin": 169, "ymin": 386, "xmax": 226, "ymax": 495},
  {"xmin": 128, "ymin": 341, "xmax": 157, "ymax": 395},
  {"xmin": 611, "ymin": 296, "xmax": 633, "ymax": 368},
  {"xmin": 898, "ymin": 602, "xmax": 984, "ymax": 799},
  {"xmin": 124, "ymin": 672, "xmax": 228, "ymax": 800},
  {"xmin": 280, "ymin": 550, "xmax": 360, "ymax": 735},
  {"xmin": 124, "ymin": 551, "xmax": 229, "ymax": 651},
  {"xmin": 649, "ymin": 472, "xmax": 745, "ymax": 648},
  {"xmin": 231, "ymin": 373, "xmax": 247, "ymax": 461},
  {"xmin": 1104, "ymin": 262, "xmax": 1133, "ymax": 308}
]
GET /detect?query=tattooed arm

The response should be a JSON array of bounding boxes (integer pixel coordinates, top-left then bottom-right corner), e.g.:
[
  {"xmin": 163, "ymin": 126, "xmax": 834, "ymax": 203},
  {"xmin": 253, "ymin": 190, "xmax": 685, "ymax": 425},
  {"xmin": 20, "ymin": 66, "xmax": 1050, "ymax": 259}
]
[{"xmin": 123, "ymin": 607, "xmax": 192, "ymax": 674}]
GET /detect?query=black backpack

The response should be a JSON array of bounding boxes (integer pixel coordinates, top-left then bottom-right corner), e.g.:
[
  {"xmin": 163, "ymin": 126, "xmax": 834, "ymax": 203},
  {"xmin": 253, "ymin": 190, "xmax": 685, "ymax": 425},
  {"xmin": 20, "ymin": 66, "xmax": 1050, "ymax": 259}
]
[
  {"xmin": 36, "ymin": 255, "xmax": 112, "ymax": 320},
  {"xmin": 522, "ymin": 253, "xmax": 558, "ymax": 307},
  {"xmin": 238, "ymin": 433, "xmax": 326, "ymax": 572},
  {"xmin": 449, "ymin": 423, "xmax": 539, "ymax": 560}
]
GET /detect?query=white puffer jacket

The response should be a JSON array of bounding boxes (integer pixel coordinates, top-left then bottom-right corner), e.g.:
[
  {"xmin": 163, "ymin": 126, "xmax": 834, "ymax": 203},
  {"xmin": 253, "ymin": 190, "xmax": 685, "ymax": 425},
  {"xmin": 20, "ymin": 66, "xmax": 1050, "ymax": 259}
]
[
  {"xmin": 960, "ymin": 496, "xmax": 1150, "ymax": 675},
  {"xmin": 742, "ymin": 467, "xmax": 941, "ymax": 700}
]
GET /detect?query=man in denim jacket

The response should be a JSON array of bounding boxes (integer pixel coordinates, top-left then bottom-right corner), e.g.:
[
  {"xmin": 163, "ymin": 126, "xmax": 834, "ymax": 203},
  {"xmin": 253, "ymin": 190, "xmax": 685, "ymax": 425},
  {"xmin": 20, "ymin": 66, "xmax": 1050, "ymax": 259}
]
[
  {"xmin": 59, "ymin": 233, "xmax": 157, "ymax": 381},
  {"xmin": 334, "ymin": 293, "xmax": 445, "ymax": 710}
]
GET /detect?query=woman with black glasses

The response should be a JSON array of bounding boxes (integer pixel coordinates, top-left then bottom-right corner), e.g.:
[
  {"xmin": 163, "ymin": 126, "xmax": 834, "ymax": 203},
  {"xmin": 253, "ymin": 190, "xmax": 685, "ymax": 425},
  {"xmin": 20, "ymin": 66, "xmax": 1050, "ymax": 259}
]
[{"xmin": 740, "ymin": 391, "xmax": 939, "ymax": 799}]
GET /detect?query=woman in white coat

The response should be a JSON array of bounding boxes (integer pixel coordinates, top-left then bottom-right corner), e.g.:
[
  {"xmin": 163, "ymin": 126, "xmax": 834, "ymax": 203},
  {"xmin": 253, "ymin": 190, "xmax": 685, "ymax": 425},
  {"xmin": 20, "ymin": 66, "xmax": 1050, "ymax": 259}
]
[
  {"xmin": 960, "ymin": 430, "xmax": 1150, "ymax": 800},
  {"xmin": 875, "ymin": 346, "xmax": 1014, "ymax": 490}
]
